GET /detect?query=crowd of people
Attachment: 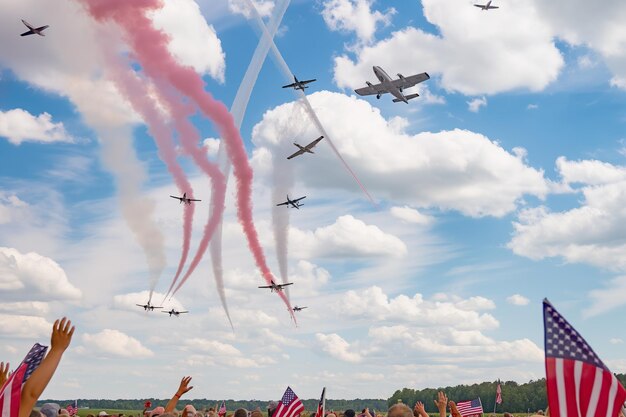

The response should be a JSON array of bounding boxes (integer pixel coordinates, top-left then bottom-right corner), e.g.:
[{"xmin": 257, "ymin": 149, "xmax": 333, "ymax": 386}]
[{"xmin": 0, "ymin": 318, "xmax": 543, "ymax": 417}]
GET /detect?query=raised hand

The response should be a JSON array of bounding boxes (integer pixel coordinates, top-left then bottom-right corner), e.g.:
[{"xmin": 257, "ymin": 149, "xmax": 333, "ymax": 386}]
[
  {"xmin": 177, "ymin": 376, "xmax": 193, "ymax": 396},
  {"xmin": 449, "ymin": 402, "xmax": 461, "ymax": 417},
  {"xmin": 51, "ymin": 317, "xmax": 75, "ymax": 352},
  {"xmin": 434, "ymin": 392, "xmax": 448, "ymax": 412},
  {"xmin": 0, "ymin": 362, "xmax": 9, "ymax": 387},
  {"xmin": 414, "ymin": 402, "xmax": 427, "ymax": 417}
]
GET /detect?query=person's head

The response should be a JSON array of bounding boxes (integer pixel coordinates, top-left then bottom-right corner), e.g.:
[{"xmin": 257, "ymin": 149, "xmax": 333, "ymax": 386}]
[
  {"xmin": 250, "ymin": 411, "xmax": 263, "ymax": 417},
  {"xmin": 41, "ymin": 404, "xmax": 61, "ymax": 417},
  {"xmin": 387, "ymin": 404, "xmax": 412, "ymax": 417},
  {"xmin": 149, "ymin": 407, "xmax": 166, "ymax": 417},
  {"xmin": 59, "ymin": 410, "xmax": 70, "ymax": 417},
  {"xmin": 344, "ymin": 410, "xmax": 356, "ymax": 417},
  {"xmin": 30, "ymin": 410, "xmax": 43, "ymax": 417},
  {"xmin": 233, "ymin": 408, "xmax": 248, "ymax": 417},
  {"xmin": 537, "ymin": 412, "xmax": 544, "ymax": 416},
  {"xmin": 182, "ymin": 405, "xmax": 197, "ymax": 417},
  {"xmin": 98, "ymin": 412, "xmax": 109, "ymax": 417}
]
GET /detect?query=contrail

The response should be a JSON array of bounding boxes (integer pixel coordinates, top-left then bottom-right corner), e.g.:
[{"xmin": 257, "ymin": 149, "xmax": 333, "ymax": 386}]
[
  {"xmin": 101, "ymin": 46, "xmax": 197, "ymax": 304},
  {"xmin": 210, "ymin": 0, "xmax": 293, "ymax": 316},
  {"xmin": 243, "ymin": 0, "xmax": 376, "ymax": 205},
  {"xmin": 81, "ymin": 0, "xmax": 297, "ymax": 323}
]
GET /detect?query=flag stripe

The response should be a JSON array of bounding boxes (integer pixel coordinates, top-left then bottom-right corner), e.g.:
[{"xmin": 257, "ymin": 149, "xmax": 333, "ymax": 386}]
[
  {"xmin": 556, "ymin": 359, "xmax": 569, "ymax": 417},
  {"xmin": 574, "ymin": 360, "xmax": 583, "ymax": 417}
]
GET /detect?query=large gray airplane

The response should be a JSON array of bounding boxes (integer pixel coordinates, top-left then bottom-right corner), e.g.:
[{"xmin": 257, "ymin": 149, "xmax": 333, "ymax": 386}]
[
  {"xmin": 474, "ymin": 1, "xmax": 499, "ymax": 10},
  {"xmin": 354, "ymin": 66, "xmax": 430, "ymax": 104},
  {"xmin": 20, "ymin": 19, "xmax": 49, "ymax": 36}
]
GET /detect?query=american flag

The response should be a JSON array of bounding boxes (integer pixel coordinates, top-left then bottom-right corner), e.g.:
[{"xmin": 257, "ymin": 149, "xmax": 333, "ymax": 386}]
[
  {"xmin": 273, "ymin": 387, "xmax": 305, "ymax": 417},
  {"xmin": 456, "ymin": 398, "xmax": 483, "ymax": 417},
  {"xmin": 0, "ymin": 343, "xmax": 48, "ymax": 417},
  {"xmin": 314, "ymin": 387, "xmax": 326, "ymax": 417},
  {"xmin": 495, "ymin": 383, "xmax": 502, "ymax": 405},
  {"xmin": 66, "ymin": 400, "xmax": 78, "ymax": 416},
  {"xmin": 543, "ymin": 299, "xmax": 626, "ymax": 417},
  {"xmin": 218, "ymin": 401, "xmax": 226, "ymax": 417}
]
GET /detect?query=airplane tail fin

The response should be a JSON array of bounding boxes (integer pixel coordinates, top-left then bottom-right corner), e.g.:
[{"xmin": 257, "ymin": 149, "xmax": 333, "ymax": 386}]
[{"xmin": 393, "ymin": 93, "xmax": 419, "ymax": 103}]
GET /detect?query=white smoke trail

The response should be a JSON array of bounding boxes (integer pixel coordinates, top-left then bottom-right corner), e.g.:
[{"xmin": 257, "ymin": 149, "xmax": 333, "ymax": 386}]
[
  {"xmin": 98, "ymin": 125, "xmax": 166, "ymax": 302},
  {"xmin": 209, "ymin": 0, "xmax": 292, "ymax": 316}
]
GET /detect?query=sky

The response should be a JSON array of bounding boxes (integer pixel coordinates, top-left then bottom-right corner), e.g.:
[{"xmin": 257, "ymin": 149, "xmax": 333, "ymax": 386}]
[{"xmin": 2, "ymin": 0, "xmax": 626, "ymax": 403}]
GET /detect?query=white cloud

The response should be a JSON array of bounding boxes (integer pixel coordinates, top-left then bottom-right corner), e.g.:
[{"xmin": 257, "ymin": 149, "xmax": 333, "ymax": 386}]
[
  {"xmin": 585, "ymin": 276, "xmax": 626, "ymax": 317},
  {"xmin": 0, "ymin": 109, "xmax": 74, "ymax": 145},
  {"xmin": 149, "ymin": 0, "xmax": 226, "ymax": 82},
  {"xmin": 321, "ymin": 0, "xmax": 395, "ymax": 44},
  {"xmin": 0, "ymin": 247, "xmax": 82, "ymax": 301},
  {"xmin": 333, "ymin": 0, "xmax": 563, "ymax": 95},
  {"xmin": 229, "ymin": 0, "xmax": 275, "ymax": 18},
  {"xmin": 203, "ymin": 138, "xmax": 221, "ymax": 158},
  {"xmin": 577, "ymin": 55, "xmax": 597, "ymax": 69},
  {"xmin": 390, "ymin": 206, "xmax": 434, "ymax": 225},
  {"xmin": 527, "ymin": 104, "xmax": 539, "ymax": 110},
  {"xmin": 82, "ymin": 329, "xmax": 154, "ymax": 358},
  {"xmin": 507, "ymin": 294, "xmax": 530, "ymax": 306},
  {"xmin": 316, "ymin": 333, "xmax": 363, "ymax": 363},
  {"xmin": 0, "ymin": 314, "xmax": 52, "ymax": 338},
  {"xmin": 610, "ymin": 338, "xmax": 624, "ymax": 344},
  {"xmin": 0, "ymin": 194, "xmax": 28, "ymax": 225},
  {"xmin": 0, "ymin": 302, "xmax": 49, "ymax": 316},
  {"xmin": 251, "ymin": 91, "xmax": 548, "ymax": 217},
  {"xmin": 467, "ymin": 96, "xmax": 487, "ymax": 113}
]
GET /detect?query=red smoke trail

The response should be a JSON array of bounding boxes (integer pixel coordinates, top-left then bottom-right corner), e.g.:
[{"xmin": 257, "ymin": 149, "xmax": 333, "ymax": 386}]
[
  {"xmin": 103, "ymin": 50, "xmax": 196, "ymax": 302},
  {"xmin": 81, "ymin": 0, "xmax": 296, "ymax": 322}
]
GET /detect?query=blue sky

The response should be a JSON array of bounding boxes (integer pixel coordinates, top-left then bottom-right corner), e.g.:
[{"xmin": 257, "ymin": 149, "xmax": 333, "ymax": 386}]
[{"xmin": 2, "ymin": 0, "xmax": 626, "ymax": 403}]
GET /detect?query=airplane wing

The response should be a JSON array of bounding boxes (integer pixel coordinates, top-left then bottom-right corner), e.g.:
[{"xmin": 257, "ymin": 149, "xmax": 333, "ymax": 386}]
[
  {"xmin": 282, "ymin": 82, "xmax": 297, "ymax": 89},
  {"xmin": 169, "ymin": 195, "xmax": 182, "ymax": 200},
  {"xmin": 136, "ymin": 304, "xmax": 145, "ymax": 307},
  {"xmin": 474, "ymin": 4, "xmax": 485, "ymax": 7},
  {"xmin": 189, "ymin": 199, "xmax": 201, "ymax": 202},
  {"xmin": 153, "ymin": 306, "xmax": 163, "ymax": 309},
  {"xmin": 301, "ymin": 79, "xmax": 316, "ymax": 85},
  {"xmin": 21, "ymin": 19, "xmax": 33, "ymax": 29},
  {"xmin": 392, "ymin": 72, "xmax": 430, "ymax": 89},
  {"xmin": 36, "ymin": 25, "xmax": 49, "ymax": 31},
  {"xmin": 287, "ymin": 148, "xmax": 306, "ymax": 159},
  {"xmin": 278, "ymin": 282, "xmax": 294, "ymax": 288},
  {"xmin": 304, "ymin": 136, "xmax": 324, "ymax": 150},
  {"xmin": 258, "ymin": 285, "xmax": 272, "ymax": 288},
  {"xmin": 179, "ymin": 311, "xmax": 189, "ymax": 314},
  {"xmin": 354, "ymin": 82, "xmax": 387, "ymax": 96},
  {"xmin": 487, "ymin": 5, "xmax": 499, "ymax": 8},
  {"xmin": 20, "ymin": 30, "xmax": 34, "ymax": 36},
  {"xmin": 276, "ymin": 201, "xmax": 289, "ymax": 206},
  {"xmin": 293, "ymin": 196, "xmax": 306, "ymax": 203}
]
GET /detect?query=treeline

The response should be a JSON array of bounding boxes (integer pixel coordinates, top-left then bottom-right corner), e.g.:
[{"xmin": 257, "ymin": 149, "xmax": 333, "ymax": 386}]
[
  {"xmin": 388, "ymin": 374, "xmax": 626, "ymax": 413},
  {"xmin": 36, "ymin": 399, "xmax": 389, "ymax": 413}
]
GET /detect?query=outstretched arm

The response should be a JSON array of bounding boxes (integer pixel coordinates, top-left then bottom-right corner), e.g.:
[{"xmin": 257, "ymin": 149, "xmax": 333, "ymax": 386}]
[
  {"xmin": 414, "ymin": 402, "xmax": 428, "ymax": 417},
  {"xmin": 19, "ymin": 318, "xmax": 74, "ymax": 417},
  {"xmin": 433, "ymin": 392, "xmax": 447, "ymax": 417},
  {"xmin": 165, "ymin": 376, "xmax": 193, "ymax": 412},
  {"xmin": 0, "ymin": 362, "xmax": 9, "ymax": 387}
]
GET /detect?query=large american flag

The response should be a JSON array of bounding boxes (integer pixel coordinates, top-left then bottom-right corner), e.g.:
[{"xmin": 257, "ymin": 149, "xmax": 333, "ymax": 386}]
[
  {"xmin": 543, "ymin": 299, "xmax": 626, "ymax": 417},
  {"xmin": 314, "ymin": 387, "xmax": 326, "ymax": 417},
  {"xmin": 273, "ymin": 387, "xmax": 305, "ymax": 417},
  {"xmin": 456, "ymin": 398, "xmax": 483, "ymax": 417},
  {"xmin": 0, "ymin": 344, "xmax": 48, "ymax": 417}
]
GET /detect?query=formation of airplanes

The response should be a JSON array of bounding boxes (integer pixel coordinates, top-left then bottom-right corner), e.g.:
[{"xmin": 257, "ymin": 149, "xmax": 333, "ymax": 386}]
[
  {"xmin": 258, "ymin": 280, "xmax": 294, "ymax": 293},
  {"xmin": 20, "ymin": 19, "xmax": 48, "ymax": 37},
  {"xmin": 170, "ymin": 192, "xmax": 201, "ymax": 205},
  {"xmin": 474, "ymin": 1, "xmax": 498, "ymax": 10},
  {"xmin": 287, "ymin": 136, "xmax": 324, "ymax": 159},
  {"xmin": 276, "ymin": 195, "xmax": 306, "ymax": 209}
]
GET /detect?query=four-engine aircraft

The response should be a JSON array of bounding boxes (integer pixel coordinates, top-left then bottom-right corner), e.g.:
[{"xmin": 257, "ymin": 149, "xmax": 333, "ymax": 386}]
[
  {"xmin": 170, "ymin": 192, "xmax": 201, "ymax": 205},
  {"xmin": 287, "ymin": 136, "xmax": 324, "ymax": 160},
  {"xmin": 355, "ymin": 66, "xmax": 430, "ymax": 104},
  {"xmin": 20, "ymin": 19, "xmax": 49, "ymax": 36},
  {"xmin": 282, "ymin": 75, "xmax": 316, "ymax": 91},
  {"xmin": 276, "ymin": 195, "xmax": 306, "ymax": 209}
]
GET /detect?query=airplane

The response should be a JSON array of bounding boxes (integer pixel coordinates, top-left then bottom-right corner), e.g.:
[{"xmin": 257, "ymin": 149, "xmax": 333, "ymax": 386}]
[
  {"xmin": 282, "ymin": 75, "xmax": 316, "ymax": 91},
  {"xmin": 20, "ymin": 19, "xmax": 49, "ymax": 37},
  {"xmin": 276, "ymin": 195, "xmax": 306, "ymax": 209},
  {"xmin": 169, "ymin": 192, "xmax": 201, "ymax": 205},
  {"xmin": 258, "ymin": 280, "xmax": 294, "ymax": 293},
  {"xmin": 136, "ymin": 301, "xmax": 163, "ymax": 311},
  {"xmin": 287, "ymin": 136, "xmax": 324, "ymax": 160},
  {"xmin": 162, "ymin": 309, "xmax": 188, "ymax": 317},
  {"xmin": 474, "ymin": 1, "xmax": 499, "ymax": 10},
  {"xmin": 354, "ymin": 66, "xmax": 430, "ymax": 104},
  {"xmin": 292, "ymin": 306, "xmax": 307, "ymax": 312}
]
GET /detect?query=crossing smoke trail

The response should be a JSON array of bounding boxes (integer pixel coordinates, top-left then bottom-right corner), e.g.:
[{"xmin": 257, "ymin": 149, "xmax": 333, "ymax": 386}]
[
  {"xmin": 80, "ymin": 0, "xmax": 297, "ymax": 323},
  {"xmin": 101, "ymin": 47, "xmax": 197, "ymax": 303},
  {"xmin": 242, "ymin": 0, "xmax": 376, "ymax": 205},
  {"xmin": 210, "ymin": 0, "xmax": 293, "ymax": 314}
]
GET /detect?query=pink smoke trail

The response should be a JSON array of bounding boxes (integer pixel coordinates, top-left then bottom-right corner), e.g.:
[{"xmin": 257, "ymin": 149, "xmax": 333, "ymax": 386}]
[
  {"xmin": 80, "ymin": 0, "xmax": 296, "ymax": 323},
  {"xmin": 102, "ymin": 48, "xmax": 196, "ymax": 303}
]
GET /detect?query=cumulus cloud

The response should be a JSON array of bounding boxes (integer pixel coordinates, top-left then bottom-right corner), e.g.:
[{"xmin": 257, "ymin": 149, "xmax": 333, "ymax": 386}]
[
  {"xmin": 203, "ymin": 138, "xmax": 221, "ymax": 159},
  {"xmin": 333, "ymin": 0, "xmax": 563, "ymax": 95},
  {"xmin": 585, "ymin": 276, "xmax": 626, "ymax": 317},
  {"xmin": 0, "ymin": 247, "xmax": 82, "ymax": 301},
  {"xmin": 0, "ymin": 109, "xmax": 75, "ymax": 145},
  {"xmin": 82, "ymin": 329, "xmax": 154, "ymax": 358},
  {"xmin": 316, "ymin": 333, "xmax": 363, "ymax": 363},
  {"xmin": 149, "ymin": 0, "xmax": 226, "ymax": 81},
  {"xmin": 390, "ymin": 206, "xmax": 434, "ymax": 225},
  {"xmin": 0, "ymin": 314, "xmax": 53, "ymax": 338},
  {"xmin": 467, "ymin": 96, "xmax": 487, "ymax": 113},
  {"xmin": 251, "ymin": 91, "xmax": 548, "ymax": 217},
  {"xmin": 229, "ymin": 0, "xmax": 275, "ymax": 18},
  {"xmin": 0, "ymin": 302, "xmax": 49, "ymax": 316},
  {"xmin": 321, "ymin": 0, "xmax": 395, "ymax": 44},
  {"xmin": 507, "ymin": 294, "xmax": 530, "ymax": 306}
]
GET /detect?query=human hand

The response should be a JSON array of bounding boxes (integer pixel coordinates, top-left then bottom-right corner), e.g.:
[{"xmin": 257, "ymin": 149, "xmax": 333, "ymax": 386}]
[
  {"xmin": 0, "ymin": 362, "xmax": 9, "ymax": 387},
  {"xmin": 414, "ymin": 402, "xmax": 427, "ymax": 417},
  {"xmin": 51, "ymin": 318, "xmax": 75, "ymax": 352},
  {"xmin": 434, "ymin": 392, "xmax": 447, "ymax": 411},
  {"xmin": 448, "ymin": 402, "xmax": 461, "ymax": 417},
  {"xmin": 176, "ymin": 376, "xmax": 193, "ymax": 396}
]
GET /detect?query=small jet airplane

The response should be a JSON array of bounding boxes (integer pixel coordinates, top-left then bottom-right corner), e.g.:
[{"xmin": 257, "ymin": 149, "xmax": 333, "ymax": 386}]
[
  {"xmin": 20, "ymin": 19, "xmax": 49, "ymax": 37},
  {"xmin": 169, "ymin": 192, "xmax": 201, "ymax": 205},
  {"xmin": 258, "ymin": 280, "xmax": 294, "ymax": 293},
  {"xmin": 162, "ymin": 309, "xmax": 188, "ymax": 317},
  {"xmin": 354, "ymin": 66, "xmax": 430, "ymax": 104},
  {"xmin": 474, "ymin": 1, "xmax": 499, "ymax": 10},
  {"xmin": 287, "ymin": 136, "xmax": 324, "ymax": 160},
  {"xmin": 276, "ymin": 195, "xmax": 306, "ymax": 209},
  {"xmin": 136, "ymin": 301, "xmax": 162, "ymax": 311},
  {"xmin": 282, "ymin": 75, "xmax": 316, "ymax": 91},
  {"xmin": 292, "ymin": 306, "xmax": 308, "ymax": 312}
]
